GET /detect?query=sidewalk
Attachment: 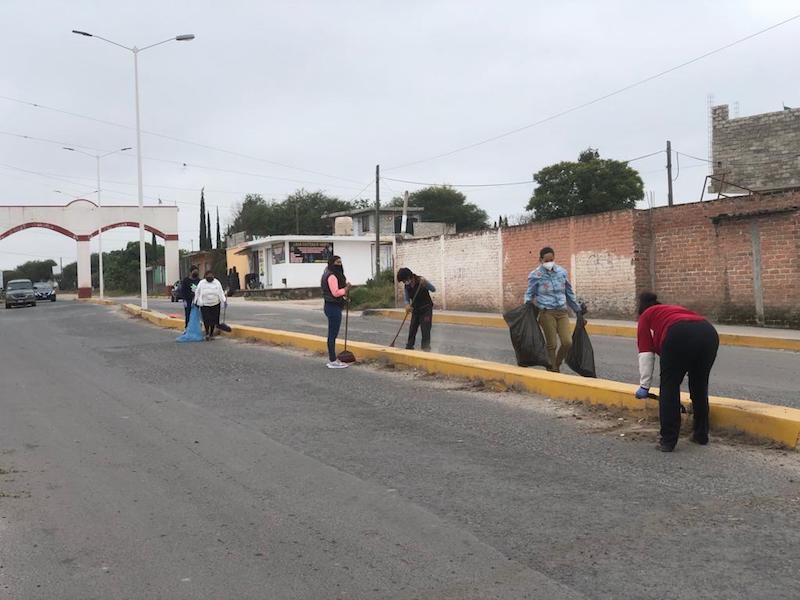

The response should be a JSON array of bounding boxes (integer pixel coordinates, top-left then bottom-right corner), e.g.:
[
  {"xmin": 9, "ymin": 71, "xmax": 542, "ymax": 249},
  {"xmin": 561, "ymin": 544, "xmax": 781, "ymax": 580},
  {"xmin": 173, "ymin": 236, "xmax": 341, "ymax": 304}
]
[{"xmin": 362, "ymin": 308, "xmax": 800, "ymax": 352}]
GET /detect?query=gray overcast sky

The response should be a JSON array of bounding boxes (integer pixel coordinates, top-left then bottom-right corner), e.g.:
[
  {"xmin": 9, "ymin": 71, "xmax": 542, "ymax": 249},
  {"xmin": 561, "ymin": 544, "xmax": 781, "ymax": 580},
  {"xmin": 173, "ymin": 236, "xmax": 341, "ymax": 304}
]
[{"xmin": 1, "ymin": 0, "xmax": 798, "ymax": 271}]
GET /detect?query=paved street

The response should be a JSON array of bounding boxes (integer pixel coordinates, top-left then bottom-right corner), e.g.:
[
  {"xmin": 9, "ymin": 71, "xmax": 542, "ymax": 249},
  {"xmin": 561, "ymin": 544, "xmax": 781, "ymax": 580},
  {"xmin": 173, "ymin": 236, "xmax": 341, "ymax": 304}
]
[
  {"xmin": 140, "ymin": 297, "xmax": 800, "ymax": 409},
  {"xmin": 1, "ymin": 301, "xmax": 799, "ymax": 599}
]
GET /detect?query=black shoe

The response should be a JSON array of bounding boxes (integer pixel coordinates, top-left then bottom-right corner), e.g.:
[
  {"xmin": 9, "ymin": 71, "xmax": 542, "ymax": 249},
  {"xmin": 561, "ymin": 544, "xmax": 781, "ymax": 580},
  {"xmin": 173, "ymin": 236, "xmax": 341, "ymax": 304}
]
[
  {"xmin": 421, "ymin": 346, "xmax": 431, "ymax": 352},
  {"xmin": 656, "ymin": 440, "xmax": 675, "ymax": 452},
  {"xmin": 405, "ymin": 345, "xmax": 414, "ymax": 350},
  {"xmin": 689, "ymin": 433, "xmax": 709, "ymax": 445}
]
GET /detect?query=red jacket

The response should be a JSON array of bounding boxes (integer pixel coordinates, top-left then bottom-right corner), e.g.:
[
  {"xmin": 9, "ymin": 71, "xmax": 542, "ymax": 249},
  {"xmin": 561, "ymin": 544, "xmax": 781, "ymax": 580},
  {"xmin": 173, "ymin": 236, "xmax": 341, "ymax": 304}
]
[{"xmin": 637, "ymin": 304, "xmax": 706, "ymax": 355}]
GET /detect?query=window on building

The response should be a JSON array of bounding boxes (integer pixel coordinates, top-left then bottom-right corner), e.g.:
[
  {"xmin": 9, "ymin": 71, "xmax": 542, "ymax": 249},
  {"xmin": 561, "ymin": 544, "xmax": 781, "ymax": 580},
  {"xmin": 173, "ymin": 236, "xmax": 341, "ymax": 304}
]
[
  {"xmin": 360, "ymin": 215, "xmax": 370, "ymax": 233},
  {"xmin": 271, "ymin": 243, "xmax": 285, "ymax": 264}
]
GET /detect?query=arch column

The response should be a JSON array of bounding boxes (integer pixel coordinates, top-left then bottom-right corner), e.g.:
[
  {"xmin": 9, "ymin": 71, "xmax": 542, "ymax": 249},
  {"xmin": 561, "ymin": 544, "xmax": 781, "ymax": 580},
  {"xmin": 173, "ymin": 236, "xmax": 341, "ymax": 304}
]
[
  {"xmin": 164, "ymin": 236, "xmax": 180, "ymax": 295},
  {"xmin": 76, "ymin": 237, "xmax": 92, "ymax": 298}
]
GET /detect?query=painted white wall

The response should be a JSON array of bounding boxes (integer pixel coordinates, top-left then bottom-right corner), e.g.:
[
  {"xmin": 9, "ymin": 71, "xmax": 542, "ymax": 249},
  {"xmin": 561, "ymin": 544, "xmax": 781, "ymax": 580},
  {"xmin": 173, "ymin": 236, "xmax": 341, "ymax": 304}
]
[{"xmin": 258, "ymin": 239, "xmax": 382, "ymax": 288}]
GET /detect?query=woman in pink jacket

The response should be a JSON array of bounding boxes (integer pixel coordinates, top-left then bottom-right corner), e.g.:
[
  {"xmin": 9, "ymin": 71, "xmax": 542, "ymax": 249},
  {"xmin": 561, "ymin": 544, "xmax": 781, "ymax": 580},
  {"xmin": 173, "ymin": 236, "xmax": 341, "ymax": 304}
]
[{"xmin": 321, "ymin": 256, "xmax": 351, "ymax": 369}]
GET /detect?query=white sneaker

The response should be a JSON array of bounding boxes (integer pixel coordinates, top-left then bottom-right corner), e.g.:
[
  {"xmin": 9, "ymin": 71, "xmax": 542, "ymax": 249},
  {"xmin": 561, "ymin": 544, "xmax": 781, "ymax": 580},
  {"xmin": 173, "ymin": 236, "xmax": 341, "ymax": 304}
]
[{"xmin": 326, "ymin": 360, "xmax": 349, "ymax": 369}]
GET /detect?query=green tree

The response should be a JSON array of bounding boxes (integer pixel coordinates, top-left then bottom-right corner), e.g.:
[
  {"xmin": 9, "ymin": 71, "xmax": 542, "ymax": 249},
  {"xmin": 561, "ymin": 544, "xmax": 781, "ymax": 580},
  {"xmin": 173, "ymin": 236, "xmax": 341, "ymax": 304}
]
[
  {"xmin": 216, "ymin": 207, "xmax": 223, "ymax": 248},
  {"xmin": 526, "ymin": 148, "xmax": 644, "ymax": 220},
  {"xmin": 206, "ymin": 211, "xmax": 212, "ymax": 250},
  {"xmin": 395, "ymin": 186, "xmax": 489, "ymax": 231},
  {"xmin": 3, "ymin": 259, "xmax": 57, "ymax": 283},
  {"xmin": 227, "ymin": 189, "xmax": 357, "ymax": 237},
  {"xmin": 199, "ymin": 188, "xmax": 207, "ymax": 250}
]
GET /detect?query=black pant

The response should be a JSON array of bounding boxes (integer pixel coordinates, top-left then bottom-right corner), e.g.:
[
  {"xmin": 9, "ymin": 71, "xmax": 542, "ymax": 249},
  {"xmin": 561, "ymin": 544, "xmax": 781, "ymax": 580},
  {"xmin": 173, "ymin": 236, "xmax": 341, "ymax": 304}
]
[
  {"xmin": 659, "ymin": 320, "xmax": 719, "ymax": 446},
  {"xmin": 406, "ymin": 306, "xmax": 433, "ymax": 350},
  {"xmin": 184, "ymin": 304, "xmax": 192, "ymax": 327},
  {"xmin": 200, "ymin": 304, "xmax": 221, "ymax": 337}
]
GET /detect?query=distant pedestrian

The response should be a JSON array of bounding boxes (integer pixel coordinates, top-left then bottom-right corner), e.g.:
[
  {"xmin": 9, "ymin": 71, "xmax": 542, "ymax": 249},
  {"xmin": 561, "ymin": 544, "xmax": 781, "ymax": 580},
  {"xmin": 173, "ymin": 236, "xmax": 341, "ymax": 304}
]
[
  {"xmin": 396, "ymin": 268, "xmax": 436, "ymax": 351},
  {"xmin": 322, "ymin": 255, "xmax": 351, "ymax": 369},
  {"xmin": 524, "ymin": 247, "xmax": 585, "ymax": 372},
  {"xmin": 194, "ymin": 270, "xmax": 227, "ymax": 341},
  {"xmin": 181, "ymin": 265, "xmax": 201, "ymax": 327},
  {"xmin": 635, "ymin": 292, "xmax": 719, "ymax": 452}
]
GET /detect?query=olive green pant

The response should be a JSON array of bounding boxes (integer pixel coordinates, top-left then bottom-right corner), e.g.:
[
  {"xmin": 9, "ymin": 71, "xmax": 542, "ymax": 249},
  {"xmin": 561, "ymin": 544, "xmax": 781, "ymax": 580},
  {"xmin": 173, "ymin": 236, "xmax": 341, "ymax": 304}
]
[{"xmin": 538, "ymin": 308, "xmax": 572, "ymax": 371}]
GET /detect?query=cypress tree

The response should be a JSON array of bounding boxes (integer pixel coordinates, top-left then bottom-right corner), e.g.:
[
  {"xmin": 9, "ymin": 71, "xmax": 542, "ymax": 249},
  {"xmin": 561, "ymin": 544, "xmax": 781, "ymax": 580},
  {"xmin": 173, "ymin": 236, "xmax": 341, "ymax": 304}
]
[
  {"xmin": 199, "ymin": 188, "xmax": 207, "ymax": 250},
  {"xmin": 216, "ymin": 207, "xmax": 222, "ymax": 249},
  {"xmin": 206, "ymin": 212, "xmax": 212, "ymax": 250}
]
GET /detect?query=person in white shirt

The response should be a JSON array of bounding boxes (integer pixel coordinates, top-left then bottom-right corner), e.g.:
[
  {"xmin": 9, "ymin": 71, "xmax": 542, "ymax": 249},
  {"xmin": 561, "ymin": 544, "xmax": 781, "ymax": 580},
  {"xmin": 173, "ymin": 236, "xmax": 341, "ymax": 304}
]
[{"xmin": 193, "ymin": 270, "xmax": 227, "ymax": 340}]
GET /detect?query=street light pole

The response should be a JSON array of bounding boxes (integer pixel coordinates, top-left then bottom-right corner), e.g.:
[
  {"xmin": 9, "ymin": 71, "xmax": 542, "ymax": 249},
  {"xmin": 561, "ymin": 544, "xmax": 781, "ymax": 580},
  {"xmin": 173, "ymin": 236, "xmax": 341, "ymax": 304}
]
[
  {"xmin": 132, "ymin": 48, "xmax": 148, "ymax": 309},
  {"xmin": 72, "ymin": 29, "xmax": 195, "ymax": 310},
  {"xmin": 64, "ymin": 146, "xmax": 130, "ymax": 300}
]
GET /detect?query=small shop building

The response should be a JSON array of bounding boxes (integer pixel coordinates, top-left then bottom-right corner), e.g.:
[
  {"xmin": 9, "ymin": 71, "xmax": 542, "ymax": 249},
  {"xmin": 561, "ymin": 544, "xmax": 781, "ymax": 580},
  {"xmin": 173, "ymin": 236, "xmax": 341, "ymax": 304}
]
[{"xmin": 228, "ymin": 234, "xmax": 393, "ymax": 290}]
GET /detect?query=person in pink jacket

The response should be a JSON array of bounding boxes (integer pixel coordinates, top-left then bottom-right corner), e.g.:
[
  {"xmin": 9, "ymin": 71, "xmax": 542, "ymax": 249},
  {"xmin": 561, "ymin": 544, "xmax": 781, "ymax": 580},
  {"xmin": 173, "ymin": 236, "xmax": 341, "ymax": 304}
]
[{"xmin": 321, "ymin": 255, "xmax": 351, "ymax": 369}]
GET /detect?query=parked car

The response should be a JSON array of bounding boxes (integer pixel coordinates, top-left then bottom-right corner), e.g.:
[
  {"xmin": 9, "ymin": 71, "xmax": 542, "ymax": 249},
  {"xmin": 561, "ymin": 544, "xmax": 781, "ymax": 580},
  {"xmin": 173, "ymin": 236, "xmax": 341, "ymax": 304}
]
[
  {"xmin": 170, "ymin": 280, "xmax": 182, "ymax": 302},
  {"xmin": 33, "ymin": 282, "xmax": 57, "ymax": 302},
  {"xmin": 5, "ymin": 279, "xmax": 37, "ymax": 308}
]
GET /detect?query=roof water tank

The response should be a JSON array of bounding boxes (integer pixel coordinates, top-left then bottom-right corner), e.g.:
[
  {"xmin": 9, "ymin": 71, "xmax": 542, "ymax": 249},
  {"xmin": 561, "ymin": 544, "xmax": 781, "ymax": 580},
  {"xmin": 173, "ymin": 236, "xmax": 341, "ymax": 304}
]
[{"xmin": 334, "ymin": 216, "xmax": 353, "ymax": 236}]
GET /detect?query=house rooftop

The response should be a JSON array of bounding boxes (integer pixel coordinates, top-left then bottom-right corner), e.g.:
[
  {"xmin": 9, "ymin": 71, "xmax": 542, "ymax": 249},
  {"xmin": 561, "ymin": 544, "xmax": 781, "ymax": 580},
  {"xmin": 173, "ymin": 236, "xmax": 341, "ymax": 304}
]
[{"xmin": 322, "ymin": 206, "xmax": 424, "ymax": 219}]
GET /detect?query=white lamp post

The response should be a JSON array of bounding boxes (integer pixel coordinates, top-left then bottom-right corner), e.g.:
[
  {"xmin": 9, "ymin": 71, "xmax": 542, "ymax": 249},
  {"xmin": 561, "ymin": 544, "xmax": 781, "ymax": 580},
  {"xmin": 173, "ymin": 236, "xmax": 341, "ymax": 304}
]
[
  {"xmin": 72, "ymin": 29, "xmax": 195, "ymax": 309},
  {"xmin": 63, "ymin": 146, "xmax": 131, "ymax": 300}
]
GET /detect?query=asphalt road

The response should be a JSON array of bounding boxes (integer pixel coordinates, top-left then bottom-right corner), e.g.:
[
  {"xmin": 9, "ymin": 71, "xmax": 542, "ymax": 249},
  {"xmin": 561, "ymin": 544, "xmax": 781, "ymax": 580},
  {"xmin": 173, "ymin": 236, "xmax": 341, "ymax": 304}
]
[
  {"xmin": 142, "ymin": 297, "xmax": 800, "ymax": 409},
  {"xmin": 1, "ymin": 301, "xmax": 799, "ymax": 599}
]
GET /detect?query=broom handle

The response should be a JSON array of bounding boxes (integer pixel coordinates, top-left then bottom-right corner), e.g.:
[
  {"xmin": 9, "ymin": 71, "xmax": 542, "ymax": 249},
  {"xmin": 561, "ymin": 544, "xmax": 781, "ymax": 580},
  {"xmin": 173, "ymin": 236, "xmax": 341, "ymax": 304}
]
[
  {"xmin": 389, "ymin": 311, "xmax": 409, "ymax": 347},
  {"xmin": 343, "ymin": 296, "xmax": 349, "ymax": 351}
]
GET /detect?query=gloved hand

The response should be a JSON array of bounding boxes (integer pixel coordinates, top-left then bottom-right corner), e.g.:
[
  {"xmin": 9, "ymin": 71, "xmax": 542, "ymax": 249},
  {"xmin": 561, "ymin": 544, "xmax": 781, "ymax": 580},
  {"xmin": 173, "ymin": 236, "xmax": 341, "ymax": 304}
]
[
  {"xmin": 579, "ymin": 302, "xmax": 588, "ymax": 315},
  {"xmin": 405, "ymin": 305, "xmax": 412, "ymax": 315},
  {"xmin": 635, "ymin": 386, "xmax": 650, "ymax": 399}
]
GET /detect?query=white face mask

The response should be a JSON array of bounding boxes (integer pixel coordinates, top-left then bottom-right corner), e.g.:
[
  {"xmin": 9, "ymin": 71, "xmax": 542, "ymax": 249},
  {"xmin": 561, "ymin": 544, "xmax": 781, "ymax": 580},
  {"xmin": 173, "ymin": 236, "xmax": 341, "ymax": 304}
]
[{"xmin": 542, "ymin": 261, "xmax": 555, "ymax": 271}]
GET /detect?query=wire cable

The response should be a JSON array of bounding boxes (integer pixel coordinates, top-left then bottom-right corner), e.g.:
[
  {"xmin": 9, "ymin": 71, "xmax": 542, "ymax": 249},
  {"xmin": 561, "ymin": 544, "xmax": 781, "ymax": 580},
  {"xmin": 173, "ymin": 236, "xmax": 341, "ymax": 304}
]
[
  {"xmin": 0, "ymin": 94, "xmax": 362, "ymax": 184},
  {"xmin": 385, "ymin": 13, "xmax": 800, "ymax": 171}
]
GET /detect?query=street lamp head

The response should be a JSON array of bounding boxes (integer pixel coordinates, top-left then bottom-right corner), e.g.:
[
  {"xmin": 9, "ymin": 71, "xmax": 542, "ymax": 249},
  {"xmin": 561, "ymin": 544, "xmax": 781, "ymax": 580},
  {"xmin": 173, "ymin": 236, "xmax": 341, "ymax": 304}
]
[
  {"xmin": 63, "ymin": 147, "xmax": 75, "ymax": 151},
  {"xmin": 175, "ymin": 34, "xmax": 195, "ymax": 41},
  {"xmin": 72, "ymin": 30, "xmax": 93, "ymax": 37},
  {"xmin": 120, "ymin": 147, "xmax": 132, "ymax": 152}
]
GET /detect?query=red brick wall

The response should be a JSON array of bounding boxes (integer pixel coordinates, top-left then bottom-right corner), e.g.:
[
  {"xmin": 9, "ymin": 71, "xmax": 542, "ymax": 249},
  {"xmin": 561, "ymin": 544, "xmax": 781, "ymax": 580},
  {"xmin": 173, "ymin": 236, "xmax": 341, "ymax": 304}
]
[
  {"xmin": 502, "ymin": 210, "xmax": 638, "ymax": 316},
  {"xmin": 634, "ymin": 192, "xmax": 800, "ymax": 326}
]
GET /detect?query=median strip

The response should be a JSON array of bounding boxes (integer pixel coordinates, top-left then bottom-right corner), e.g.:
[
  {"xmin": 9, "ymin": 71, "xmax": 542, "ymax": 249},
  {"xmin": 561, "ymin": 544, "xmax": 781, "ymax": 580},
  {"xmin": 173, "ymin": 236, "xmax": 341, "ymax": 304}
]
[
  {"xmin": 122, "ymin": 303, "xmax": 800, "ymax": 449},
  {"xmin": 363, "ymin": 308, "xmax": 800, "ymax": 352}
]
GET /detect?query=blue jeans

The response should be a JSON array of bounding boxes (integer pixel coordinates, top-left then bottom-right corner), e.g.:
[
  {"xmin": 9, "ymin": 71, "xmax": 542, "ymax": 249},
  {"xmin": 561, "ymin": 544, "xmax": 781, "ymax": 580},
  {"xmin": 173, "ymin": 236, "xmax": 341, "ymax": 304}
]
[{"xmin": 324, "ymin": 302, "xmax": 343, "ymax": 361}]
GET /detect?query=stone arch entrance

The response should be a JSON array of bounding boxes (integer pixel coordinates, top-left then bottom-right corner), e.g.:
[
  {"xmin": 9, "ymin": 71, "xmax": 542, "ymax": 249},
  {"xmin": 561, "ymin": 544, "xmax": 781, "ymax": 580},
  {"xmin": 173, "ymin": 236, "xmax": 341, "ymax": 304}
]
[{"xmin": 0, "ymin": 199, "xmax": 179, "ymax": 298}]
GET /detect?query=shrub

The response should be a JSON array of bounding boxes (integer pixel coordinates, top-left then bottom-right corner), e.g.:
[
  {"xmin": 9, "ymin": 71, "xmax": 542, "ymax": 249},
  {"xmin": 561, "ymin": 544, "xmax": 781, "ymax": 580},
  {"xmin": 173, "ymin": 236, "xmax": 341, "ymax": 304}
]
[{"xmin": 348, "ymin": 269, "xmax": 395, "ymax": 310}]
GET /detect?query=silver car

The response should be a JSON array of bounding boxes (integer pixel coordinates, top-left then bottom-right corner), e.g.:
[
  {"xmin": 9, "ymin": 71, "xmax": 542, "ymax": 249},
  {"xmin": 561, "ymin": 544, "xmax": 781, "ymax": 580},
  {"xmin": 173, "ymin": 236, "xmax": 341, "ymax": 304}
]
[{"xmin": 5, "ymin": 279, "xmax": 37, "ymax": 309}]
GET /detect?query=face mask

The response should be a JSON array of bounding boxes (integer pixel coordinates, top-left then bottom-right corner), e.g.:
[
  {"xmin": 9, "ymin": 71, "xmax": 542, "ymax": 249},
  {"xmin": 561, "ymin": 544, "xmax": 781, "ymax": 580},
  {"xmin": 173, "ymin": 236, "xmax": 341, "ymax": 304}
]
[
  {"xmin": 542, "ymin": 261, "xmax": 555, "ymax": 270},
  {"xmin": 206, "ymin": 277, "xmax": 214, "ymax": 282},
  {"xmin": 191, "ymin": 273, "xmax": 199, "ymax": 279}
]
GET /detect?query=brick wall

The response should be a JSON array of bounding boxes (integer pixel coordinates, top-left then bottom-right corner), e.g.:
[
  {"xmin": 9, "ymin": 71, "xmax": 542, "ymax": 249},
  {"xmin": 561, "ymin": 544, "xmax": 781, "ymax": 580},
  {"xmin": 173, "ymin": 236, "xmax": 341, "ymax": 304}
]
[
  {"xmin": 634, "ymin": 192, "xmax": 800, "ymax": 326},
  {"xmin": 711, "ymin": 104, "xmax": 800, "ymax": 192},
  {"xmin": 394, "ymin": 194, "xmax": 800, "ymax": 327},
  {"xmin": 394, "ymin": 230, "xmax": 502, "ymax": 311},
  {"xmin": 502, "ymin": 210, "xmax": 638, "ymax": 316}
]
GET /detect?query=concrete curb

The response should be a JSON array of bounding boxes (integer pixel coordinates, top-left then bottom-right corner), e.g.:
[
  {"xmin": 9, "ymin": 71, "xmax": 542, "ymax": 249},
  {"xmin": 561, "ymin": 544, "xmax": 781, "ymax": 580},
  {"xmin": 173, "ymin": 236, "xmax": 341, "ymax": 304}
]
[
  {"xmin": 363, "ymin": 309, "xmax": 800, "ymax": 352},
  {"xmin": 76, "ymin": 298, "xmax": 116, "ymax": 306},
  {"xmin": 121, "ymin": 303, "xmax": 800, "ymax": 449}
]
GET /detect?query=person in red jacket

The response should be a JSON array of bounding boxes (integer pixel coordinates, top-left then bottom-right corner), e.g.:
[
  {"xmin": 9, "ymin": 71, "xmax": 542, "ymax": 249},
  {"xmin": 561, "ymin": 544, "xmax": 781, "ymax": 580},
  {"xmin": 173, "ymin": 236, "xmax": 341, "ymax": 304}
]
[{"xmin": 635, "ymin": 292, "xmax": 719, "ymax": 452}]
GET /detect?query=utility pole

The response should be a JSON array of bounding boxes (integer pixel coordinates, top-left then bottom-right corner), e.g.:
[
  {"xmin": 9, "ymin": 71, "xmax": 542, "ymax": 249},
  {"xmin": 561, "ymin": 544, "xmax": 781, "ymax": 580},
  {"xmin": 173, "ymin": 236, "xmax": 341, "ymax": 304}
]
[
  {"xmin": 375, "ymin": 164, "xmax": 381, "ymax": 277},
  {"xmin": 666, "ymin": 140, "xmax": 674, "ymax": 206},
  {"xmin": 401, "ymin": 190, "xmax": 409, "ymax": 235}
]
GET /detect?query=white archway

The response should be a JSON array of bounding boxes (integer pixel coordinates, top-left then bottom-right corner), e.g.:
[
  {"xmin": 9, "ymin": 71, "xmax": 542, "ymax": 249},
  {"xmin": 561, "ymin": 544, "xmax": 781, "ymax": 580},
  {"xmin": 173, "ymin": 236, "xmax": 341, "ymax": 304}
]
[{"xmin": 0, "ymin": 199, "xmax": 179, "ymax": 298}]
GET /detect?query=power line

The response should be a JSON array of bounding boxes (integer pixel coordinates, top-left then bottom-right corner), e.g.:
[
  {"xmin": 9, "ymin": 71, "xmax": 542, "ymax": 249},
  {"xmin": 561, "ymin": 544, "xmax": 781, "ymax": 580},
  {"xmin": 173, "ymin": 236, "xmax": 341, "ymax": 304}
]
[
  {"xmin": 382, "ymin": 176, "xmax": 533, "ymax": 188},
  {"xmin": 385, "ymin": 13, "xmax": 800, "ymax": 171},
  {"xmin": 0, "ymin": 127, "xmax": 365, "ymax": 192},
  {"xmin": 0, "ymin": 94, "xmax": 363, "ymax": 185},
  {"xmin": 676, "ymin": 150, "xmax": 800, "ymax": 167}
]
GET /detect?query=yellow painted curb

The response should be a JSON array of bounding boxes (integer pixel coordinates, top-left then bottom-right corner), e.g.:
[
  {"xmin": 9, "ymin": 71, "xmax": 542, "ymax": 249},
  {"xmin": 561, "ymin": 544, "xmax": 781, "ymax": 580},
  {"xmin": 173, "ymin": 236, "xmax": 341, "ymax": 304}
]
[
  {"xmin": 77, "ymin": 298, "xmax": 116, "ymax": 306},
  {"xmin": 363, "ymin": 309, "xmax": 800, "ymax": 352},
  {"xmin": 121, "ymin": 303, "xmax": 800, "ymax": 449}
]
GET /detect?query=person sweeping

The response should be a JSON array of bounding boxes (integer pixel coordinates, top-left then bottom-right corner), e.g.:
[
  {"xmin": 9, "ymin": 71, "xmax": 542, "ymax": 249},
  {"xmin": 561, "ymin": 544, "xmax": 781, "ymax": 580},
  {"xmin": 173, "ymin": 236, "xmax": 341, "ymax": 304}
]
[
  {"xmin": 396, "ymin": 268, "xmax": 436, "ymax": 351},
  {"xmin": 635, "ymin": 292, "xmax": 719, "ymax": 452},
  {"xmin": 193, "ymin": 270, "xmax": 227, "ymax": 341}
]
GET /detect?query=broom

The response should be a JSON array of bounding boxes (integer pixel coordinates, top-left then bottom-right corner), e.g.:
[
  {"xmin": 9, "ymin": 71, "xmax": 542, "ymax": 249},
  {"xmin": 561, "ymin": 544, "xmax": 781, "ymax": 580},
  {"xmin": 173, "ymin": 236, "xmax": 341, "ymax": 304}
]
[
  {"xmin": 217, "ymin": 302, "xmax": 232, "ymax": 333},
  {"xmin": 336, "ymin": 297, "xmax": 356, "ymax": 363}
]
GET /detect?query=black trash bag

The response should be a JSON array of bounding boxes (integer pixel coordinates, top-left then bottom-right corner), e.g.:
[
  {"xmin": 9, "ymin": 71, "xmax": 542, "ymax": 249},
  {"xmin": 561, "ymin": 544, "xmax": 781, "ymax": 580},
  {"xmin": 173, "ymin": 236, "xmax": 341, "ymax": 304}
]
[
  {"xmin": 566, "ymin": 313, "xmax": 596, "ymax": 378},
  {"xmin": 503, "ymin": 303, "xmax": 551, "ymax": 368}
]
